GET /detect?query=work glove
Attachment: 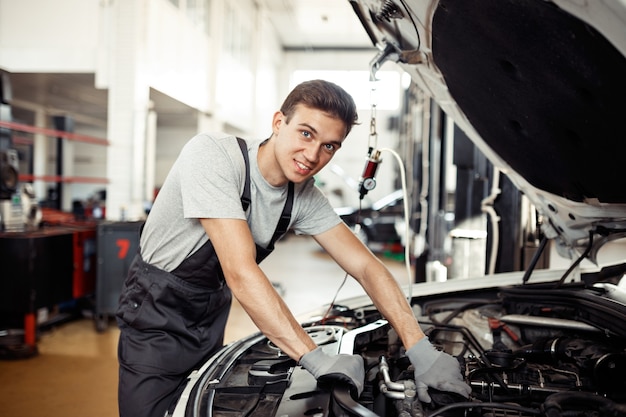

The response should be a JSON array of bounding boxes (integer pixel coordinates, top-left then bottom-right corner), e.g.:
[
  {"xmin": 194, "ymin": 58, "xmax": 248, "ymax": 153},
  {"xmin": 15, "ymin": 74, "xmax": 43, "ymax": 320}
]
[
  {"xmin": 299, "ymin": 347, "xmax": 365, "ymax": 398},
  {"xmin": 406, "ymin": 337, "xmax": 472, "ymax": 403}
]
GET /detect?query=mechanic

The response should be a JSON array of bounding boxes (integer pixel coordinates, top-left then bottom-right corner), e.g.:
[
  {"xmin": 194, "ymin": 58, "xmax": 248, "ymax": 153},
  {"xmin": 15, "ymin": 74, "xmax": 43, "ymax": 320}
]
[{"xmin": 116, "ymin": 79, "xmax": 471, "ymax": 417}]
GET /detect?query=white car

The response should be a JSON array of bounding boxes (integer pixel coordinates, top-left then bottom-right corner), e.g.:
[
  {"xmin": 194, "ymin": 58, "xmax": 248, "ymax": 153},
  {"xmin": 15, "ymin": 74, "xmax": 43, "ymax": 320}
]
[{"xmin": 171, "ymin": 1, "xmax": 626, "ymax": 416}]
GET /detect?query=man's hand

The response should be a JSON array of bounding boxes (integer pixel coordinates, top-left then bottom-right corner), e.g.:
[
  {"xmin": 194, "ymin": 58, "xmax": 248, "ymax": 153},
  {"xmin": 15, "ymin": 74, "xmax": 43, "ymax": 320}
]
[
  {"xmin": 299, "ymin": 347, "xmax": 365, "ymax": 398},
  {"xmin": 406, "ymin": 338, "xmax": 472, "ymax": 403}
]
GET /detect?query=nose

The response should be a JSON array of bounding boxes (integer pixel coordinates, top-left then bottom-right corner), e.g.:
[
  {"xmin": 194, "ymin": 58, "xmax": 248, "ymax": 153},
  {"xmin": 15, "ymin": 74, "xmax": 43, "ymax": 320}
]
[{"xmin": 302, "ymin": 141, "xmax": 320, "ymax": 164}]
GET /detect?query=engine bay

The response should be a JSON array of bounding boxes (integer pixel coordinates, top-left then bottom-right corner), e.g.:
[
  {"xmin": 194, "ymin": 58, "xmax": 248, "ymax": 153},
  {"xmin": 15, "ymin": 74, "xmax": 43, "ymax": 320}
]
[{"xmin": 178, "ymin": 278, "xmax": 626, "ymax": 417}]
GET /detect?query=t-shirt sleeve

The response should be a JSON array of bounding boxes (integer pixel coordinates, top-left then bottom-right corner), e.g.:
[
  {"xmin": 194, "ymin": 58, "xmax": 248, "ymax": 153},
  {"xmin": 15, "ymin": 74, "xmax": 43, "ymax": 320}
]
[
  {"xmin": 291, "ymin": 181, "xmax": 343, "ymax": 236},
  {"xmin": 178, "ymin": 134, "xmax": 247, "ymax": 220}
]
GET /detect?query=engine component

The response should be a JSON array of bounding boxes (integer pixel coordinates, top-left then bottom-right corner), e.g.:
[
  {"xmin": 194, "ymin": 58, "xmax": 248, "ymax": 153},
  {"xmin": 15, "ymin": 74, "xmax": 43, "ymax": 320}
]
[{"xmin": 173, "ymin": 283, "xmax": 626, "ymax": 417}]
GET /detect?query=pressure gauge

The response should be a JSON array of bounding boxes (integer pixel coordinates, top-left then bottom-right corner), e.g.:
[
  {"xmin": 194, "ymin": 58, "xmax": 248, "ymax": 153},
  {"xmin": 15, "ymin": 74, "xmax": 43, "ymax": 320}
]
[{"xmin": 362, "ymin": 177, "xmax": 376, "ymax": 191}]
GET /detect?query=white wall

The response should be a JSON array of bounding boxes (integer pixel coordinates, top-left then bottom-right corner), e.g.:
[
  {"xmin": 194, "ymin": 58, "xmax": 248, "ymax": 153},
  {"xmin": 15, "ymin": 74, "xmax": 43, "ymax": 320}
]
[
  {"xmin": 154, "ymin": 124, "xmax": 198, "ymax": 187},
  {"xmin": 150, "ymin": 0, "xmax": 285, "ymax": 190},
  {"xmin": 251, "ymin": 6, "xmax": 284, "ymax": 138},
  {"xmin": 0, "ymin": 0, "xmax": 100, "ymax": 72},
  {"xmin": 142, "ymin": 0, "xmax": 213, "ymax": 113}
]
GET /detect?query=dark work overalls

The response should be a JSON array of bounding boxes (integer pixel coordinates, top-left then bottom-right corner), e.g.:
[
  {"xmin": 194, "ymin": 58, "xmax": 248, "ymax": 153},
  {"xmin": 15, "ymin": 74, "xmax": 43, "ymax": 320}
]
[{"xmin": 116, "ymin": 139, "xmax": 294, "ymax": 417}]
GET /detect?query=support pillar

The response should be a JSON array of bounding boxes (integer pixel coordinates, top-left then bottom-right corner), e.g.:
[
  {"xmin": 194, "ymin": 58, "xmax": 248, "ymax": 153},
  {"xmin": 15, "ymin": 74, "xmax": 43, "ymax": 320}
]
[
  {"xmin": 105, "ymin": 0, "xmax": 149, "ymax": 221},
  {"xmin": 33, "ymin": 109, "xmax": 47, "ymax": 201},
  {"xmin": 52, "ymin": 116, "xmax": 75, "ymax": 212},
  {"xmin": 144, "ymin": 107, "xmax": 157, "ymax": 210}
]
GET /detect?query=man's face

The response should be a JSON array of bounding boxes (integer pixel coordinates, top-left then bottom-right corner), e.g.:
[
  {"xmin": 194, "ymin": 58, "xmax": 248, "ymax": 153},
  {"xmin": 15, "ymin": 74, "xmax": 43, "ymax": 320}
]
[{"xmin": 271, "ymin": 104, "xmax": 347, "ymax": 184}]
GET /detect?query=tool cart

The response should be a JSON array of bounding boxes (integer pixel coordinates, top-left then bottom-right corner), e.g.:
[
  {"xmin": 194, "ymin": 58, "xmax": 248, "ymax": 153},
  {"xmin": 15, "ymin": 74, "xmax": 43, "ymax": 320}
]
[{"xmin": 95, "ymin": 220, "xmax": 143, "ymax": 332}]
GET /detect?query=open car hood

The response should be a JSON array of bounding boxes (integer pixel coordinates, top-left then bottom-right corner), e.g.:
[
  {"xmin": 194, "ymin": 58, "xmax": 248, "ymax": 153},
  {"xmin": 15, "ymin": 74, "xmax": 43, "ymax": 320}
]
[{"xmin": 350, "ymin": 0, "xmax": 626, "ymax": 261}]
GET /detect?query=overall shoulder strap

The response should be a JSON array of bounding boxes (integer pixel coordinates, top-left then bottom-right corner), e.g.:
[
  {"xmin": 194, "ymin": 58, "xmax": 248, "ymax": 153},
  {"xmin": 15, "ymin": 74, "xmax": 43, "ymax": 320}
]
[
  {"xmin": 236, "ymin": 137, "xmax": 293, "ymax": 253},
  {"xmin": 236, "ymin": 137, "xmax": 251, "ymax": 211},
  {"xmin": 267, "ymin": 182, "xmax": 294, "ymax": 251}
]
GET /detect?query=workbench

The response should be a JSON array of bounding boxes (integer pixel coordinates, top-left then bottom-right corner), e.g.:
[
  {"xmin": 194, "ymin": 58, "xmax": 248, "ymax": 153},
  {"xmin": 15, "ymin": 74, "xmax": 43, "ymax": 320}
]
[{"xmin": 0, "ymin": 224, "xmax": 97, "ymax": 356}]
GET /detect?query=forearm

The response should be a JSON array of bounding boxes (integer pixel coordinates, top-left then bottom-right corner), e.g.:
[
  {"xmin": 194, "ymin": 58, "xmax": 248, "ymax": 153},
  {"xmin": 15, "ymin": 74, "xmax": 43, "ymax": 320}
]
[
  {"xmin": 200, "ymin": 218, "xmax": 317, "ymax": 360},
  {"xmin": 354, "ymin": 259, "xmax": 425, "ymax": 350},
  {"xmin": 314, "ymin": 224, "xmax": 425, "ymax": 351},
  {"xmin": 224, "ymin": 266, "xmax": 317, "ymax": 360}
]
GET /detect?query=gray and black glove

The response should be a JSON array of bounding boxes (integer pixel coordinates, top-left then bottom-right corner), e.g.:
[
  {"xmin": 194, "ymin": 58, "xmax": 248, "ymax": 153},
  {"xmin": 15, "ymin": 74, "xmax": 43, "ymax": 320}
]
[
  {"xmin": 299, "ymin": 347, "xmax": 365, "ymax": 398},
  {"xmin": 406, "ymin": 338, "xmax": 472, "ymax": 403}
]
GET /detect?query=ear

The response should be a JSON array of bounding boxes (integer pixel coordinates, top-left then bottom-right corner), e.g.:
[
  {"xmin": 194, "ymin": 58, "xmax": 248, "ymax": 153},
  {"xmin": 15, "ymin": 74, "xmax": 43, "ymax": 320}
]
[{"xmin": 271, "ymin": 111, "xmax": 284, "ymax": 134}]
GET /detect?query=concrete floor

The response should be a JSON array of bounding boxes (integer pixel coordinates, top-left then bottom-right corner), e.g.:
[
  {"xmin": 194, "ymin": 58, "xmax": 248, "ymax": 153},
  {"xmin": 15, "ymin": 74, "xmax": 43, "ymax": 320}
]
[{"xmin": 0, "ymin": 234, "xmax": 408, "ymax": 417}]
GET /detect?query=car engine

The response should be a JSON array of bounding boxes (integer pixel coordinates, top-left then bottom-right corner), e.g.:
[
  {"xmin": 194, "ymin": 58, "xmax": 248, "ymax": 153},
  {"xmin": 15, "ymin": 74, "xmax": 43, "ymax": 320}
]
[{"xmin": 176, "ymin": 278, "xmax": 626, "ymax": 417}]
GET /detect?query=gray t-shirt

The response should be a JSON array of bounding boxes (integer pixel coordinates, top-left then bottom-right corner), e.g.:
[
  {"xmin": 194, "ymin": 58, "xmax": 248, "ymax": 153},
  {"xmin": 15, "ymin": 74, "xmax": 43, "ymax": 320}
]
[{"xmin": 140, "ymin": 132, "xmax": 342, "ymax": 272}]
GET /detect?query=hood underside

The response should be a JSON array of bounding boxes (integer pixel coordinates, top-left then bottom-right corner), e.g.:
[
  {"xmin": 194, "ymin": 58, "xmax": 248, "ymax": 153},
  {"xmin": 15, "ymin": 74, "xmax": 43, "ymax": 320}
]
[{"xmin": 350, "ymin": 0, "xmax": 626, "ymax": 257}]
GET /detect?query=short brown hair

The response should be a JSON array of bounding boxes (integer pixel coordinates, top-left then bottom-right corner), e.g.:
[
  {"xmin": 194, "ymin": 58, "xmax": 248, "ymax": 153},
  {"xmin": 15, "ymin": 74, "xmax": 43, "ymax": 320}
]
[{"xmin": 280, "ymin": 79, "xmax": 359, "ymax": 137}]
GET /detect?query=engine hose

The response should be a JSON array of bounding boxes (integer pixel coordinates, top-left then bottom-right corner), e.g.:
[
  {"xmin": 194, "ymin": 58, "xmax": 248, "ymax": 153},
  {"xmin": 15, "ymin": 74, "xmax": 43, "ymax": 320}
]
[
  {"xmin": 332, "ymin": 385, "xmax": 379, "ymax": 417},
  {"xmin": 427, "ymin": 401, "xmax": 541, "ymax": 417},
  {"xmin": 427, "ymin": 325, "xmax": 490, "ymax": 364},
  {"xmin": 379, "ymin": 356, "xmax": 405, "ymax": 392},
  {"xmin": 542, "ymin": 392, "xmax": 626, "ymax": 417},
  {"xmin": 428, "ymin": 325, "xmax": 513, "ymax": 395}
]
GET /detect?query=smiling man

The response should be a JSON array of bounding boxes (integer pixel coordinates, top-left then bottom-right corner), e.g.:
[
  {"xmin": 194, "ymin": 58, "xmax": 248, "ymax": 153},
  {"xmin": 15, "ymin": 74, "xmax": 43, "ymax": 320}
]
[{"xmin": 116, "ymin": 79, "xmax": 470, "ymax": 417}]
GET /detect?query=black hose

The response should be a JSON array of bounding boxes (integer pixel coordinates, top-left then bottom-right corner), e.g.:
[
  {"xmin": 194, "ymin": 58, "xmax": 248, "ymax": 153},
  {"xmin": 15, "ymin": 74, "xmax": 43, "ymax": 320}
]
[
  {"xmin": 523, "ymin": 235, "xmax": 549, "ymax": 284},
  {"xmin": 427, "ymin": 325, "xmax": 513, "ymax": 396},
  {"xmin": 543, "ymin": 392, "xmax": 626, "ymax": 417},
  {"xmin": 554, "ymin": 230, "xmax": 593, "ymax": 288},
  {"xmin": 426, "ymin": 401, "xmax": 541, "ymax": 417}
]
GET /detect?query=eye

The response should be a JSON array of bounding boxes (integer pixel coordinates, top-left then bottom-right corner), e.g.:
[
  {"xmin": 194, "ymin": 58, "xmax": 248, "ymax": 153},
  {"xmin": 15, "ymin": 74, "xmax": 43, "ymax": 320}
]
[
  {"xmin": 323, "ymin": 143, "xmax": 337, "ymax": 153},
  {"xmin": 301, "ymin": 130, "xmax": 312, "ymax": 139}
]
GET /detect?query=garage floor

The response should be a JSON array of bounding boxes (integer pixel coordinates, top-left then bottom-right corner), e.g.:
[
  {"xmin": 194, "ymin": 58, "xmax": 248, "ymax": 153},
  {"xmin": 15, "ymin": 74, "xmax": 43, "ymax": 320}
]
[{"xmin": 0, "ymin": 234, "xmax": 408, "ymax": 417}]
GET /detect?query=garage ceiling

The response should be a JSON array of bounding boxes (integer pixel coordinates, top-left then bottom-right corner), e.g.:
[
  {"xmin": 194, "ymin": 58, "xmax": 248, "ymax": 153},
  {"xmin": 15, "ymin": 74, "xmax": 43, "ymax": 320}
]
[
  {"xmin": 261, "ymin": 0, "xmax": 373, "ymax": 49},
  {"xmin": 5, "ymin": 1, "xmax": 373, "ymax": 132}
]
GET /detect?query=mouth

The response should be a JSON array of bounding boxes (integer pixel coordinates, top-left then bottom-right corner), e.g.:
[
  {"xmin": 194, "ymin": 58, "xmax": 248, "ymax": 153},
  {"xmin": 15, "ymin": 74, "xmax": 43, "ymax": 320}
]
[{"xmin": 294, "ymin": 160, "xmax": 312, "ymax": 175}]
